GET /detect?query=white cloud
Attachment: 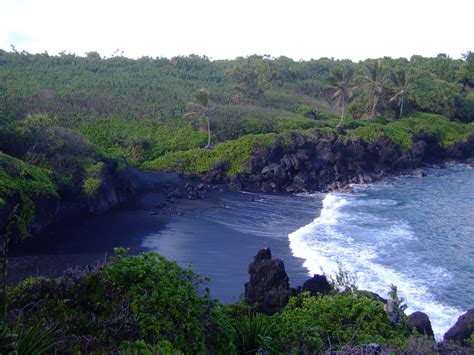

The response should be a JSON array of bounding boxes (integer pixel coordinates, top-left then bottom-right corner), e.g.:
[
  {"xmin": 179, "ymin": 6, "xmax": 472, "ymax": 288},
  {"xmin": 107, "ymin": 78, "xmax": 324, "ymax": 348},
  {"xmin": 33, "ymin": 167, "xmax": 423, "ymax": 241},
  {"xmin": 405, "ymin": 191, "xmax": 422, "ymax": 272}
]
[{"xmin": 0, "ymin": 0, "xmax": 472, "ymax": 60}]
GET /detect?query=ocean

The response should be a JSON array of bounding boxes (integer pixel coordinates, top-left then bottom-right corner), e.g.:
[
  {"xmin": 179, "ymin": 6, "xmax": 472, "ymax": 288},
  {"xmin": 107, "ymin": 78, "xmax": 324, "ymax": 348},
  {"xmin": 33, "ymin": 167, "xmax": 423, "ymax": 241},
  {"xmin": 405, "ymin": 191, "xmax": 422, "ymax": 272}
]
[{"xmin": 289, "ymin": 164, "xmax": 474, "ymax": 339}]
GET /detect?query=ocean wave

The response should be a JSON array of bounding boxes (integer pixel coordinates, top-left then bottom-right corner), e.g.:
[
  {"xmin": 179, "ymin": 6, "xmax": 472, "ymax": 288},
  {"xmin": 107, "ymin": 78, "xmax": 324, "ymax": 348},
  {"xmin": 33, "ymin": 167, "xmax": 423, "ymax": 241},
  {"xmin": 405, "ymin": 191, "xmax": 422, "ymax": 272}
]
[{"xmin": 288, "ymin": 192, "xmax": 462, "ymax": 340}]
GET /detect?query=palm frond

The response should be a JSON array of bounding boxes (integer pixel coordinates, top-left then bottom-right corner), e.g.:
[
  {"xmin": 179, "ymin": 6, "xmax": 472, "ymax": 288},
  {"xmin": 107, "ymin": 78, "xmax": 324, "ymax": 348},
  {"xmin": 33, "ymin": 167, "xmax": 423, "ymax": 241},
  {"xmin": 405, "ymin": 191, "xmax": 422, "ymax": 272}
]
[{"xmin": 16, "ymin": 324, "xmax": 56, "ymax": 355}]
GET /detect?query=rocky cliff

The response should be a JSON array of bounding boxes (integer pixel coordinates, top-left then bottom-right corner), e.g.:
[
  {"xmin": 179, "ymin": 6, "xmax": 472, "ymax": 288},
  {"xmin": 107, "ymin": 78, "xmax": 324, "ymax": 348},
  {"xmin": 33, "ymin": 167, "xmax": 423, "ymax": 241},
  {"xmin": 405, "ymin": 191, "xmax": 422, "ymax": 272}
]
[{"xmin": 205, "ymin": 130, "xmax": 474, "ymax": 193}]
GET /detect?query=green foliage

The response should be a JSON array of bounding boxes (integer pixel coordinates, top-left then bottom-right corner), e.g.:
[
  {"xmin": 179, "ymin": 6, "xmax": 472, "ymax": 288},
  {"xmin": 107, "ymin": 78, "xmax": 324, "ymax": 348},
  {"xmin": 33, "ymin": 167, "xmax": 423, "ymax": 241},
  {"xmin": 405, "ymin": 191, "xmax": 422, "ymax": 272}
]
[
  {"xmin": 408, "ymin": 75, "xmax": 460, "ymax": 117},
  {"xmin": 351, "ymin": 124, "xmax": 386, "ymax": 144},
  {"xmin": 7, "ymin": 274, "xmax": 127, "ymax": 352},
  {"xmin": 0, "ymin": 152, "xmax": 59, "ymax": 236},
  {"xmin": 231, "ymin": 310, "xmax": 270, "ymax": 354},
  {"xmin": 467, "ymin": 332, "xmax": 474, "ymax": 346},
  {"xmin": 105, "ymin": 251, "xmax": 207, "ymax": 353},
  {"xmin": 82, "ymin": 161, "xmax": 103, "ymax": 197},
  {"xmin": 79, "ymin": 118, "xmax": 207, "ymax": 165},
  {"xmin": 6, "ymin": 252, "xmax": 420, "ymax": 353},
  {"xmin": 143, "ymin": 133, "xmax": 278, "ymax": 175},
  {"xmin": 266, "ymin": 292, "xmax": 409, "ymax": 353},
  {"xmin": 455, "ymin": 91, "xmax": 474, "ymax": 122},
  {"xmin": 119, "ymin": 339, "xmax": 183, "ymax": 354},
  {"xmin": 0, "ymin": 321, "xmax": 17, "ymax": 354},
  {"xmin": 82, "ymin": 177, "xmax": 101, "ymax": 198},
  {"xmin": 1, "ymin": 49, "xmax": 473, "ymax": 181},
  {"xmin": 350, "ymin": 113, "xmax": 470, "ymax": 149},
  {"xmin": 7, "ymin": 251, "xmax": 231, "ymax": 353},
  {"xmin": 16, "ymin": 324, "xmax": 56, "ymax": 355}
]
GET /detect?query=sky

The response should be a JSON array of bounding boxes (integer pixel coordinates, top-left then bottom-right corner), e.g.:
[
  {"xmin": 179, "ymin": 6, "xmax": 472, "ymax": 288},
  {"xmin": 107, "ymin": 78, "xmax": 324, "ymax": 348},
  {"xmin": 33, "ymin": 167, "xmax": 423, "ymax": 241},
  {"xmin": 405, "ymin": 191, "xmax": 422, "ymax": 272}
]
[{"xmin": 0, "ymin": 0, "xmax": 472, "ymax": 61}]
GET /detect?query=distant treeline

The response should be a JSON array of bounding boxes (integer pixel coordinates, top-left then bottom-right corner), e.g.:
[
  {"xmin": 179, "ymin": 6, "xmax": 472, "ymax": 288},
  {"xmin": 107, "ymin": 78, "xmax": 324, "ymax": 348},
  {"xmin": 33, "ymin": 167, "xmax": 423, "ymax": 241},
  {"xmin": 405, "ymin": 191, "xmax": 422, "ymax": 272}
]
[{"xmin": 0, "ymin": 49, "xmax": 473, "ymax": 127}]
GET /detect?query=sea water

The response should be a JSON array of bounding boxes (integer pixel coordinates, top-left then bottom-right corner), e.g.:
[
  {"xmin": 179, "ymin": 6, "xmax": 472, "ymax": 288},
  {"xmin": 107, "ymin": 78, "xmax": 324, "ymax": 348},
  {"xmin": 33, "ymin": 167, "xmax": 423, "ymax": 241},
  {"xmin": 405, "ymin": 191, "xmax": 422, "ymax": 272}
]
[{"xmin": 289, "ymin": 165, "xmax": 474, "ymax": 339}]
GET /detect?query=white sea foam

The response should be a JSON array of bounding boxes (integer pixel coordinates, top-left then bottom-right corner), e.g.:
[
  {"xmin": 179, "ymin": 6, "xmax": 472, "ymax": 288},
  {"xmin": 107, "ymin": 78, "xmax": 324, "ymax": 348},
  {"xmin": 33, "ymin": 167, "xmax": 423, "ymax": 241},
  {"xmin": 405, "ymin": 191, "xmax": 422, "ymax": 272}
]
[{"xmin": 288, "ymin": 192, "xmax": 462, "ymax": 340}]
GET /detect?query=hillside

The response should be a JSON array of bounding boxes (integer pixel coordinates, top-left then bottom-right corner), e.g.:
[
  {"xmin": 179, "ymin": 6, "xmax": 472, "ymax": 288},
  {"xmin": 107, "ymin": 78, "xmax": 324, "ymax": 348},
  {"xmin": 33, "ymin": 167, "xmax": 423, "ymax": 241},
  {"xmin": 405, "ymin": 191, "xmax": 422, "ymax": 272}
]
[{"xmin": 0, "ymin": 49, "xmax": 473, "ymax": 237}]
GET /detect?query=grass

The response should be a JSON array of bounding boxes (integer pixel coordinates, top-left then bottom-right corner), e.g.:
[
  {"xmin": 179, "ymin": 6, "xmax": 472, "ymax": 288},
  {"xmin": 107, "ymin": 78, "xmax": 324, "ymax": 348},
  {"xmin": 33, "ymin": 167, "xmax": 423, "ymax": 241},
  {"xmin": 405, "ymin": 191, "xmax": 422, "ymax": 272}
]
[{"xmin": 143, "ymin": 133, "xmax": 279, "ymax": 175}]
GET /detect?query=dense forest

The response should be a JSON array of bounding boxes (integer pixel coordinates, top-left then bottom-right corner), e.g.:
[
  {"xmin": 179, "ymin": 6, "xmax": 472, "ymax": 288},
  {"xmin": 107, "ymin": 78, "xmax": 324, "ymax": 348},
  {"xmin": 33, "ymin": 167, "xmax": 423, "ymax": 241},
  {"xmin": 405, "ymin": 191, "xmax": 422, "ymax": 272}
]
[{"xmin": 1, "ymin": 49, "xmax": 474, "ymax": 352}]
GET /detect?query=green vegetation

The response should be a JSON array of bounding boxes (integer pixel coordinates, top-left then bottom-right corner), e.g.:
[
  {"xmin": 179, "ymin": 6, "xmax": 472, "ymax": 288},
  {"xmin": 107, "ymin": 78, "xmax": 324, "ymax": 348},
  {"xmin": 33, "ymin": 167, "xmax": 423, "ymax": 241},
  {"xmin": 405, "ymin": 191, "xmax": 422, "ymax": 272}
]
[
  {"xmin": 350, "ymin": 113, "xmax": 472, "ymax": 149},
  {"xmin": 105, "ymin": 250, "xmax": 209, "ymax": 353},
  {"xmin": 143, "ymin": 133, "xmax": 279, "ymax": 175},
  {"xmin": 0, "ymin": 152, "xmax": 58, "ymax": 236},
  {"xmin": 7, "ymin": 251, "xmax": 234, "ymax": 353},
  {"xmin": 79, "ymin": 118, "xmax": 208, "ymax": 166},
  {"xmin": 267, "ymin": 292, "xmax": 408, "ymax": 353},
  {"xmin": 5, "ymin": 251, "xmax": 418, "ymax": 353},
  {"xmin": 0, "ymin": 50, "xmax": 473, "ymax": 181},
  {"xmin": 82, "ymin": 177, "xmax": 101, "ymax": 198},
  {"xmin": 1, "ymin": 49, "xmax": 473, "ymax": 353}
]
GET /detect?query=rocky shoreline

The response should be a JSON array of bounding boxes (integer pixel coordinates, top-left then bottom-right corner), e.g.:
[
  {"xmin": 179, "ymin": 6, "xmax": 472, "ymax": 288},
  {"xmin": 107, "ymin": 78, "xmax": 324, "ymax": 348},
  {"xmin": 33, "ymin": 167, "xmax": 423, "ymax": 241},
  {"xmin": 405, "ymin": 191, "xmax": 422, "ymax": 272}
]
[
  {"xmin": 203, "ymin": 131, "xmax": 474, "ymax": 194},
  {"xmin": 245, "ymin": 248, "xmax": 474, "ymax": 351},
  {"xmin": 2, "ymin": 131, "xmax": 474, "ymax": 240}
]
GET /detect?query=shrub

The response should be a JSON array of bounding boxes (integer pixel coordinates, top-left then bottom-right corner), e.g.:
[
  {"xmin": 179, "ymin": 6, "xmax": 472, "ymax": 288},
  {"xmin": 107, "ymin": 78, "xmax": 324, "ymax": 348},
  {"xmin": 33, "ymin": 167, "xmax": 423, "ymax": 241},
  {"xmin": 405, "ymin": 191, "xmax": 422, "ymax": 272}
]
[
  {"xmin": 105, "ymin": 250, "xmax": 208, "ymax": 353},
  {"xmin": 143, "ymin": 133, "xmax": 278, "ymax": 175},
  {"xmin": 349, "ymin": 113, "xmax": 470, "ymax": 149},
  {"xmin": 231, "ymin": 310, "xmax": 270, "ymax": 354},
  {"xmin": 82, "ymin": 177, "xmax": 101, "ymax": 198},
  {"xmin": 7, "ymin": 251, "xmax": 230, "ymax": 353},
  {"xmin": 266, "ymin": 292, "xmax": 409, "ymax": 353}
]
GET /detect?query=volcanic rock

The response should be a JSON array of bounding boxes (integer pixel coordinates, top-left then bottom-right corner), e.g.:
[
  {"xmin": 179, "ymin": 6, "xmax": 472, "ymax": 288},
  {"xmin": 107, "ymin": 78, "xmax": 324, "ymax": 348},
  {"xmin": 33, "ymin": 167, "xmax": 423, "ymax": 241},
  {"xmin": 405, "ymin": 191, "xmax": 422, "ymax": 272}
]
[{"xmin": 244, "ymin": 248, "xmax": 292, "ymax": 315}]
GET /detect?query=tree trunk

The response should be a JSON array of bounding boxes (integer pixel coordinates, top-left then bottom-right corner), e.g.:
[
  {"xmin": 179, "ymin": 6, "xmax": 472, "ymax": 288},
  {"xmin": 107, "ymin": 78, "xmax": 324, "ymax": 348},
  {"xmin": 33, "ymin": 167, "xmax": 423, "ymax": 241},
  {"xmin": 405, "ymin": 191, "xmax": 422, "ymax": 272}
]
[
  {"xmin": 337, "ymin": 95, "xmax": 345, "ymax": 127},
  {"xmin": 370, "ymin": 94, "xmax": 379, "ymax": 119},
  {"xmin": 205, "ymin": 115, "xmax": 211, "ymax": 149},
  {"xmin": 399, "ymin": 96, "xmax": 404, "ymax": 119}
]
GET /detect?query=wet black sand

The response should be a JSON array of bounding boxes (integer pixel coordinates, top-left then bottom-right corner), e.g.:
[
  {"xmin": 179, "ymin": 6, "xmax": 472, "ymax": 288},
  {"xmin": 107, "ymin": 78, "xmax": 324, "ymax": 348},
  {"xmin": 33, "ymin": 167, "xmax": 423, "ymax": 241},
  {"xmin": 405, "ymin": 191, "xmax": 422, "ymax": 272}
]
[{"xmin": 10, "ymin": 186, "xmax": 322, "ymax": 302}]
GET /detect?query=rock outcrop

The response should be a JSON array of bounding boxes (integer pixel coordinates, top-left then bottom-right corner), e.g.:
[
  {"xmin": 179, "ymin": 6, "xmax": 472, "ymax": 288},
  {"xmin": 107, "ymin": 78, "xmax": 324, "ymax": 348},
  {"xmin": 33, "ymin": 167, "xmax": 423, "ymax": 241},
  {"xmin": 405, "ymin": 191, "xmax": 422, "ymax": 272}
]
[
  {"xmin": 300, "ymin": 274, "xmax": 332, "ymax": 296},
  {"xmin": 244, "ymin": 248, "xmax": 292, "ymax": 315},
  {"xmin": 408, "ymin": 311, "xmax": 434, "ymax": 337},
  {"xmin": 2, "ymin": 161, "xmax": 148, "ymax": 239},
  {"xmin": 244, "ymin": 249, "xmax": 335, "ymax": 314},
  {"xmin": 206, "ymin": 131, "xmax": 474, "ymax": 193},
  {"xmin": 444, "ymin": 309, "xmax": 474, "ymax": 345}
]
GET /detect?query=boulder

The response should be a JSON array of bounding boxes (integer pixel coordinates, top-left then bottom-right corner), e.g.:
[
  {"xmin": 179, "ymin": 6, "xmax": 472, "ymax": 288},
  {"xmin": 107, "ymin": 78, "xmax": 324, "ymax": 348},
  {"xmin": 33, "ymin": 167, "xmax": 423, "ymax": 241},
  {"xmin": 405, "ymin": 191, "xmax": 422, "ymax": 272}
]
[
  {"xmin": 203, "ymin": 161, "xmax": 227, "ymax": 183},
  {"xmin": 244, "ymin": 248, "xmax": 292, "ymax": 315},
  {"xmin": 304, "ymin": 110, "xmax": 317, "ymax": 120},
  {"xmin": 301, "ymin": 274, "xmax": 332, "ymax": 296},
  {"xmin": 408, "ymin": 311, "xmax": 434, "ymax": 337},
  {"xmin": 444, "ymin": 309, "xmax": 474, "ymax": 345}
]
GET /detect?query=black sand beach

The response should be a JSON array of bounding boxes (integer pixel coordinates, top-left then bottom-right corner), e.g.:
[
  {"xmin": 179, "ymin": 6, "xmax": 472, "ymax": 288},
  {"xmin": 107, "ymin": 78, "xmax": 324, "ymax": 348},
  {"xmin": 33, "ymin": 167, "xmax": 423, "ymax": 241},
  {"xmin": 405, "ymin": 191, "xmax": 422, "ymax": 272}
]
[{"xmin": 9, "ymin": 185, "xmax": 323, "ymax": 302}]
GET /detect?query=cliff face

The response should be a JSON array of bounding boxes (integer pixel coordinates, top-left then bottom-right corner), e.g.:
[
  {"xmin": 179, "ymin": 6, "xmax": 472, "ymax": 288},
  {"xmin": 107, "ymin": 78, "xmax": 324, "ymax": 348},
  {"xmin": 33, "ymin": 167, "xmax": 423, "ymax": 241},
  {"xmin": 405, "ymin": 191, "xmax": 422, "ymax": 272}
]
[
  {"xmin": 205, "ymin": 131, "xmax": 474, "ymax": 193},
  {"xmin": 0, "ymin": 160, "xmax": 139, "ymax": 240}
]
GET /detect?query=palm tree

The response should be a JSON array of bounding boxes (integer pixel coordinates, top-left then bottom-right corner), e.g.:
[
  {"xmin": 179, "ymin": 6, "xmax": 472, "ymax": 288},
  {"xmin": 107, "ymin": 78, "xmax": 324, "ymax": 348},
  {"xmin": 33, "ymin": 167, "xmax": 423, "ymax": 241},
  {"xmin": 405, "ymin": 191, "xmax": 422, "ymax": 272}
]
[
  {"xmin": 390, "ymin": 70, "xmax": 412, "ymax": 119},
  {"xmin": 184, "ymin": 88, "xmax": 213, "ymax": 149},
  {"xmin": 328, "ymin": 67, "xmax": 357, "ymax": 126},
  {"xmin": 361, "ymin": 60, "xmax": 387, "ymax": 119}
]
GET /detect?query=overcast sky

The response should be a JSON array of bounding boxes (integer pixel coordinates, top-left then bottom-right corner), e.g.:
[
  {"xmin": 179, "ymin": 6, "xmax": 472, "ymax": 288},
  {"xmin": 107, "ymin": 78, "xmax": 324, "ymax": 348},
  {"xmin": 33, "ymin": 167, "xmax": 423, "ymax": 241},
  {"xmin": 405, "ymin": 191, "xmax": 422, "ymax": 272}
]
[{"xmin": 1, "ymin": 0, "xmax": 472, "ymax": 61}]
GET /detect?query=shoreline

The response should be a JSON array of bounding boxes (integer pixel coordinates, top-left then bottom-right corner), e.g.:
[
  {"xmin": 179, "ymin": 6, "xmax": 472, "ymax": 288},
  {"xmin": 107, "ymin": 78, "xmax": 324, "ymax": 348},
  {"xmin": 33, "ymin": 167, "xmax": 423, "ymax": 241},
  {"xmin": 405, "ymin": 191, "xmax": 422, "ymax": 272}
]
[
  {"xmin": 7, "ymin": 164, "xmax": 474, "ymax": 342},
  {"xmin": 9, "ymin": 162, "xmax": 472, "ymax": 285},
  {"xmin": 9, "ymin": 184, "xmax": 319, "ymax": 303}
]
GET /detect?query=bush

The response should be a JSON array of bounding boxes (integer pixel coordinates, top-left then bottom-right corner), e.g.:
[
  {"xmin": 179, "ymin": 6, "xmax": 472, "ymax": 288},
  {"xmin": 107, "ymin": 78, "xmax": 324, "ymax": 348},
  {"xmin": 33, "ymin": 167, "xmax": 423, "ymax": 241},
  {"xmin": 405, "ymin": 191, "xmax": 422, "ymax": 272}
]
[
  {"xmin": 7, "ymin": 251, "xmax": 232, "ymax": 353},
  {"xmin": 79, "ymin": 118, "xmax": 207, "ymax": 166},
  {"xmin": 350, "ymin": 113, "xmax": 470, "ymax": 149},
  {"xmin": 105, "ymin": 250, "xmax": 208, "ymax": 353},
  {"xmin": 143, "ymin": 133, "xmax": 278, "ymax": 175},
  {"xmin": 266, "ymin": 292, "xmax": 409, "ymax": 353},
  {"xmin": 82, "ymin": 177, "xmax": 101, "ymax": 198}
]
